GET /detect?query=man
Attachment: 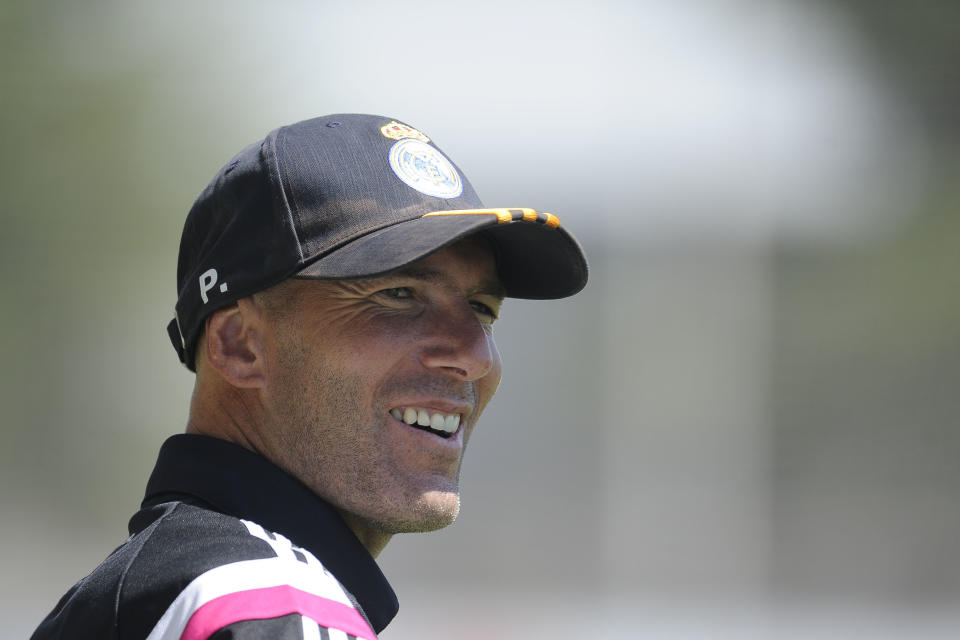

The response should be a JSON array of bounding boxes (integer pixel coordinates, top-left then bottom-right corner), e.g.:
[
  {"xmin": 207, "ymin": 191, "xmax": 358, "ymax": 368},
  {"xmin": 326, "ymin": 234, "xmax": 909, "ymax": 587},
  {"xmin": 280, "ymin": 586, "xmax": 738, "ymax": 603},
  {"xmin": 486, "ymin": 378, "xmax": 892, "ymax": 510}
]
[{"xmin": 32, "ymin": 114, "xmax": 587, "ymax": 639}]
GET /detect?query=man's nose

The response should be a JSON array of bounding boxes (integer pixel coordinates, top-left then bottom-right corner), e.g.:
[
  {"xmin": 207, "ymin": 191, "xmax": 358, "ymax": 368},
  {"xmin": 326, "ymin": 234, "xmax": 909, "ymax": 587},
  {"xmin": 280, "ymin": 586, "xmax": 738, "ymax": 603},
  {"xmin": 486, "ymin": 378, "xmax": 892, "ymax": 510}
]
[{"xmin": 418, "ymin": 302, "xmax": 499, "ymax": 381}]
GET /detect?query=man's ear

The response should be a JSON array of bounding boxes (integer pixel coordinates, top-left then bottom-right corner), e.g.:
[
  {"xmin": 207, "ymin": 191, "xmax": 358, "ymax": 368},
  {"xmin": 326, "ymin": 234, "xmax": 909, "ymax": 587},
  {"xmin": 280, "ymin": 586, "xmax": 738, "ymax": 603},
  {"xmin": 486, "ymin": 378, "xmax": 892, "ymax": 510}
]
[{"xmin": 202, "ymin": 300, "xmax": 267, "ymax": 388}]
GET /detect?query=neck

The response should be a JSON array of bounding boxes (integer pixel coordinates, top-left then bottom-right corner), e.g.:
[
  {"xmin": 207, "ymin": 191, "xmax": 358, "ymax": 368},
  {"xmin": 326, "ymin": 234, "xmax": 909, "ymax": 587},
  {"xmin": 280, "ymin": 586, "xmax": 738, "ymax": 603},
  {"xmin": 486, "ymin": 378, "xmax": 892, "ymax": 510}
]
[
  {"xmin": 186, "ymin": 377, "xmax": 269, "ymax": 454},
  {"xmin": 189, "ymin": 372, "xmax": 393, "ymax": 558},
  {"xmin": 336, "ymin": 510, "xmax": 392, "ymax": 558}
]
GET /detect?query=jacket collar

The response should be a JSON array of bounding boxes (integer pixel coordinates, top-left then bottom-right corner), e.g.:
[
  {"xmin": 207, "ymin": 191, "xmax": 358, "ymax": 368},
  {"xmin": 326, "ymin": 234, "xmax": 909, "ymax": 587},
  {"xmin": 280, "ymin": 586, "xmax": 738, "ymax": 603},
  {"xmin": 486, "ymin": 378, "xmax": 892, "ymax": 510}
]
[{"xmin": 140, "ymin": 433, "xmax": 399, "ymax": 633}]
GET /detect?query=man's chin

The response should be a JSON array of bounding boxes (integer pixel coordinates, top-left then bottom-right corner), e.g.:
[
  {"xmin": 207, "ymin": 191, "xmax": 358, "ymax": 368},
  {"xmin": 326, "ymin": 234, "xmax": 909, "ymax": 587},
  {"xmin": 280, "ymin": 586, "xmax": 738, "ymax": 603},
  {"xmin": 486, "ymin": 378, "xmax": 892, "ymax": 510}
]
[{"xmin": 381, "ymin": 490, "xmax": 462, "ymax": 534}]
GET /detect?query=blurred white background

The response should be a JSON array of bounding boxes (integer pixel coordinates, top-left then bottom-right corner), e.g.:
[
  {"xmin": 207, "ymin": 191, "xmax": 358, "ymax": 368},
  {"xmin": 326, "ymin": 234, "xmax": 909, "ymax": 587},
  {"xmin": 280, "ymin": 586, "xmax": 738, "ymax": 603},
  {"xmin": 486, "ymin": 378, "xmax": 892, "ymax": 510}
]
[{"xmin": 2, "ymin": 1, "xmax": 959, "ymax": 637}]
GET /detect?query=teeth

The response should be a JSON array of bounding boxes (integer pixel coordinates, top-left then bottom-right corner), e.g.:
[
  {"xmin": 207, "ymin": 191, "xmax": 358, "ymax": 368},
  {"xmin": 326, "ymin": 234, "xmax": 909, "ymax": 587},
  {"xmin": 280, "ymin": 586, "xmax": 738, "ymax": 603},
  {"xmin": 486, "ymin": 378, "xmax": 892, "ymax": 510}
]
[{"xmin": 392, "ymin": 406, "xmax": 462, "ymax": 434}]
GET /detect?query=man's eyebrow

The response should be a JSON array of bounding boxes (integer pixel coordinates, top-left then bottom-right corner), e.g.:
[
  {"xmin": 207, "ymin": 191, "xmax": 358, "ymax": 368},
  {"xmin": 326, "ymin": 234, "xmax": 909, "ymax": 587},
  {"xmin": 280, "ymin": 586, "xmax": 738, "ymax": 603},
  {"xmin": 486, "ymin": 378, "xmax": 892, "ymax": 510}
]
[{"xmin": 391, "ymin": 265, "xmax": 506, "ymax": 299}]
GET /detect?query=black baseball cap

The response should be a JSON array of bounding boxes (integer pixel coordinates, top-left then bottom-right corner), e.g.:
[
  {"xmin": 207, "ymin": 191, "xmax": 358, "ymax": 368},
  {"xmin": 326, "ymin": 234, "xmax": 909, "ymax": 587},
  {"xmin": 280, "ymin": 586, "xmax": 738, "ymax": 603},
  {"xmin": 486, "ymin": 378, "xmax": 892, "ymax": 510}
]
[{"xmin": 168, "ymin": 113, "xmax": 588, "ymax": 370}]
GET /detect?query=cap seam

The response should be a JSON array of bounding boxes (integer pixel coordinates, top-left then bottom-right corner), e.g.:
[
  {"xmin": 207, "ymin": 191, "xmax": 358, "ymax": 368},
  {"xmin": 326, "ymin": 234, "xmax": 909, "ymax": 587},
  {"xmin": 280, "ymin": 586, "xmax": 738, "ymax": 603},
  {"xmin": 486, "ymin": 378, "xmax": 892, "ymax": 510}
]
[{"xmin": 267, "ymin": 129, "xmax": 306, "ymax": 262}]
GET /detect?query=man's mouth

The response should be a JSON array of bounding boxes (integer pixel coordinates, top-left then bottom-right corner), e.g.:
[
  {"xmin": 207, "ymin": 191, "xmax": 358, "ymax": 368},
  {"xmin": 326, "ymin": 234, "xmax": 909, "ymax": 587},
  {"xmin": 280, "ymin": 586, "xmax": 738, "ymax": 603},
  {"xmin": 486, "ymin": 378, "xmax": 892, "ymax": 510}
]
[{"xmin": 390, "ymin": 407, "xmax": 461, "ymax": 438}]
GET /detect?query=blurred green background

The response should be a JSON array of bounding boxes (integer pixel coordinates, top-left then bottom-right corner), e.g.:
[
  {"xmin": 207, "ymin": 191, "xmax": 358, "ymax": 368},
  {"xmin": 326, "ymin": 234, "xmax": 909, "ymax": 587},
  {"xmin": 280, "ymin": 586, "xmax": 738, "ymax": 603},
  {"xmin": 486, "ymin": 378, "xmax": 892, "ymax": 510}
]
[{"xmin": 2, "ymin": 1, "xmax": 959, "ymax": 637}]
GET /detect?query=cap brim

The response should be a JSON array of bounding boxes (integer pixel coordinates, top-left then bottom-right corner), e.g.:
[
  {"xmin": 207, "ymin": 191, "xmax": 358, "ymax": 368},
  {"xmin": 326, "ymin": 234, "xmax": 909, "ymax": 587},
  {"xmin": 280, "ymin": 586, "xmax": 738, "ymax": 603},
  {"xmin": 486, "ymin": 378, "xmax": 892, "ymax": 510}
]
[{"xmin": 296, "ymin": 209, "xmax": 587, "ymax": 299}]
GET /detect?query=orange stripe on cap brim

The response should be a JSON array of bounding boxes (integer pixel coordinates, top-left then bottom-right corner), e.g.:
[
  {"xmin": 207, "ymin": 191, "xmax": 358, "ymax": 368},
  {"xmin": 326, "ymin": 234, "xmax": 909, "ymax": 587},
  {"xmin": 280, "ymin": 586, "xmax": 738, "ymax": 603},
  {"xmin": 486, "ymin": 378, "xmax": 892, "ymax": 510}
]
[{"xmin": 421, "ymin": 208, "xmax": 561, "ymax": 228}]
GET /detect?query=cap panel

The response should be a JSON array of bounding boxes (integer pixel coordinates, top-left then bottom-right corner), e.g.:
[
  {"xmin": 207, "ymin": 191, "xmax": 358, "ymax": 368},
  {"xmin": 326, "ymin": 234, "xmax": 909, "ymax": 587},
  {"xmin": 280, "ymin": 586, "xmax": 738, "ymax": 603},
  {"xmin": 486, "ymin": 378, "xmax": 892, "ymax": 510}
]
[
  {"xmin": 273, "ymin": 115, "xmax": 485, "ymax": 263},
  {"xmin": 172, "ymin": 139, "xmax": 303, "ymax": 365}
]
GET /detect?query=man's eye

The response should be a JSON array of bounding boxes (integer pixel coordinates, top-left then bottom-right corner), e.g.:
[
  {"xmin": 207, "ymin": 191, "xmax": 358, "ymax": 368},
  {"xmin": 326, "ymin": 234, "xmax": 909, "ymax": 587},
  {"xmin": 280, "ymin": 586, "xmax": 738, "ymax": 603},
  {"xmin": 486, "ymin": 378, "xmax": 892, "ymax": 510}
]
[
  {"xmin": 470, "ymin": 300, "xmax": 498, "ymax": 321},
  {"xmin": 378, "ymin": 287, "xmax": 413, "ymax": 300}
]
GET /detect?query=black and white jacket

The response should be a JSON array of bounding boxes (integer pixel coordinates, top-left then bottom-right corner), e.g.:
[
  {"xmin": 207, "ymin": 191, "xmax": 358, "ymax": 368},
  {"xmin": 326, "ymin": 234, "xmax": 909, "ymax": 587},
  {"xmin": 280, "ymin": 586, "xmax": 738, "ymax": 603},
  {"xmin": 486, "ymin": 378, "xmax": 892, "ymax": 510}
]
[{"xmin": 32, "ymin": 434, "xmax": 398, "ymax": 639}]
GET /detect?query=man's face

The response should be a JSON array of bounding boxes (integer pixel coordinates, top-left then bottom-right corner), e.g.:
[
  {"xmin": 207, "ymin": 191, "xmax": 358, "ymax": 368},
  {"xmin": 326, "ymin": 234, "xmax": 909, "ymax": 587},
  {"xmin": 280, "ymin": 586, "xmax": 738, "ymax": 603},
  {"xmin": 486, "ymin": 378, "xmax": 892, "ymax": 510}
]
[{"xmin": 257, "ymin": 236, "xmax": 504, "ymax": 534}]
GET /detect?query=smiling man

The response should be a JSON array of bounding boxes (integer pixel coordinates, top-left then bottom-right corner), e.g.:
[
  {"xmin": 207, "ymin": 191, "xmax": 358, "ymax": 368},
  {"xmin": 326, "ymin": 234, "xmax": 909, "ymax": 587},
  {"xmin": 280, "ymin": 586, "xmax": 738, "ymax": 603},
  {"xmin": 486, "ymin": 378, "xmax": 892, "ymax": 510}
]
[{"xmin": 32, "ymin": 114, "xmax": 587, "ymax": 639}]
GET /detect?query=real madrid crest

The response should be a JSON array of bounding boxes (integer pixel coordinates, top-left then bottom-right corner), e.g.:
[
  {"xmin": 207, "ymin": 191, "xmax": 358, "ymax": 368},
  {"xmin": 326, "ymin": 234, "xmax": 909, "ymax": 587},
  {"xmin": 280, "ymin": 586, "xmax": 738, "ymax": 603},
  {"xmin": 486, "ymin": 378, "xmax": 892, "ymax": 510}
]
[{"xmin": 381, "ymin": 121, "xmax": 463, "ymax": 199}]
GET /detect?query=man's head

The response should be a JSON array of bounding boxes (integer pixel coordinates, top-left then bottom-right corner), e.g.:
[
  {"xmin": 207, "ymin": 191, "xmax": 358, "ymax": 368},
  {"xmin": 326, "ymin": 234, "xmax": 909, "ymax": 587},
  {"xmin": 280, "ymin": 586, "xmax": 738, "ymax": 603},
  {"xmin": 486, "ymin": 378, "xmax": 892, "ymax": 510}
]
[
  {"xmin": 172, "ymin": 114, "xmax": 587, "ymax": 551},
  {"xmin": 168, "ymin": 114, "xmax": 586, "ymax": 370}
]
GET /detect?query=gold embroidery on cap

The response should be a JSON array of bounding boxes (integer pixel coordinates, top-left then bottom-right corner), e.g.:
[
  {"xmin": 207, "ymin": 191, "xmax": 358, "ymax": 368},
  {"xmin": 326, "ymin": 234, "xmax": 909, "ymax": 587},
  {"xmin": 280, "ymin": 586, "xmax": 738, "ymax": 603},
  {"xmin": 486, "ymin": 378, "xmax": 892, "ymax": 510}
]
[
  {"xmin": 381, "ymin": 121, "xmax": 430, "ymax": 143},
  {"xmin": 421, "ymin": 209, "xmax": 511, "ymax": 223},
  {"xmin": 421, "ymin": 208, "xmax": 562, "ymax": 227}
]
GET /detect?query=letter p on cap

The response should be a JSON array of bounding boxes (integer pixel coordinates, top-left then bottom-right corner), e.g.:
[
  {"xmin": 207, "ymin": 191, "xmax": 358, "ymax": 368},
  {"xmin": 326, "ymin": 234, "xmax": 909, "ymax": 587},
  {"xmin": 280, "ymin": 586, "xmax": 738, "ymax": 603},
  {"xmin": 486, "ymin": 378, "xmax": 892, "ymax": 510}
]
[{"xmin": 199, "ymin": 268, "xmax": 218, "ymax": 304}]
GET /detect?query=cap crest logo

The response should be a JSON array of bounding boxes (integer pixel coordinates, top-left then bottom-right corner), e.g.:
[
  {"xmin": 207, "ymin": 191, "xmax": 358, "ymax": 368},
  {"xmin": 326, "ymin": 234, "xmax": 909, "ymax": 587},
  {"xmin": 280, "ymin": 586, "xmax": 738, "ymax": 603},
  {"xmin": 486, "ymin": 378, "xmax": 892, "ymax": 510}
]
[
  {"xmin": 380, "ymin": 121, "xmax": 430, "ymax": 143},
  {"xmin": 388, "ymin": 139, "xmax": 463, "ymax": 199}
]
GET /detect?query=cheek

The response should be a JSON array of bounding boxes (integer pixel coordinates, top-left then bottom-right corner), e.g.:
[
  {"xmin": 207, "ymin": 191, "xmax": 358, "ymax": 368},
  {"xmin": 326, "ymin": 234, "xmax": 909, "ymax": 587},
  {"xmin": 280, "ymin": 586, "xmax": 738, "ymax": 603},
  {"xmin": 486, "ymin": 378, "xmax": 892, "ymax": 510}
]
[{"xmin": 476, "ymin": 339, "xmax": 503, "ymax": 412}]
